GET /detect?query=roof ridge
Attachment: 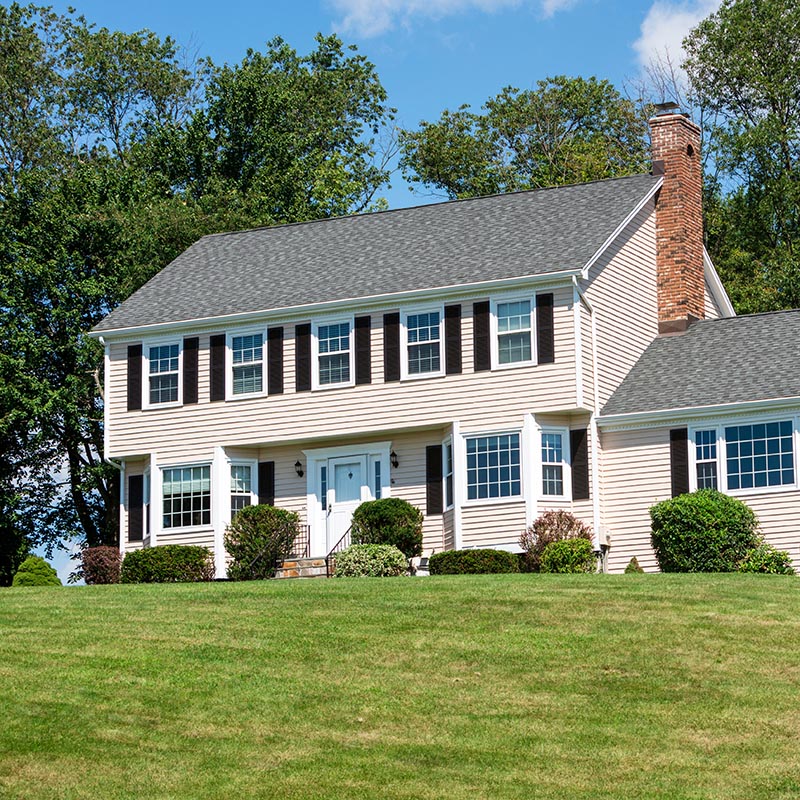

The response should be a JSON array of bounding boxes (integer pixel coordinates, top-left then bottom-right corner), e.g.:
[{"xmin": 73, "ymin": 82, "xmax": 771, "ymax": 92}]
[{"xmin": 691, "ymin": 307, "xmax": 800, "ymax": 327}]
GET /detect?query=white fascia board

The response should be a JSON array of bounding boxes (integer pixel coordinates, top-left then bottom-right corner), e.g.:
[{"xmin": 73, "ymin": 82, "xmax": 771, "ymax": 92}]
[
  {"xmin": 580, "ymin": 178, "xmax": 662, "ymax": 279},
  {"xmin": 598, "ymin": 395, "xmax": 800, "ymax": 431},
  {"xmin": 703, "ymin": 248, "xmax": 736, "ymax": 318},
  {"xmin": 88, "ymin": 269, "xmax": 582, "ymax": 341}
]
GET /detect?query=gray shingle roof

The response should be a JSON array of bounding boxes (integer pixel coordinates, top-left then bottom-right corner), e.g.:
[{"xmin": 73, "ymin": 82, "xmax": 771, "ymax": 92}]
[
  {"xmin": 602, "ymin": 310, "xmax": 800, "ymax": 416},
  {"xmin": 93, "ymin": 174, "xmax": 660, "ymax": 332}
]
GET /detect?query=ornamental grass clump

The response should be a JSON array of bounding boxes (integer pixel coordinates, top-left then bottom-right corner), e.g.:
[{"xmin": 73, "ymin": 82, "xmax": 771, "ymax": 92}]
[
  {"xmin": 121, "ymin": 545, "xmax": 214, "ymax": 583},
  {"xmin": 224, "ymin": 504, "xmax": 300, "ymax": 580},
  {"xmin": 350, "ymin": 498, "xmax": 423, "ymax": 558},
  {"xmin": 333, "ymin": 544, "xmax": 408, "ymax": 577},
  {"xmin": 539, "ymin": 538, "xmax": 597, "ymax": 574},
  {"xmin": 519, "ymin": 510, "xmax": 592, "ymax": 572},
  {"xmin": 11, "ymin": 555, "xmax": 61, "ymax": 587}
]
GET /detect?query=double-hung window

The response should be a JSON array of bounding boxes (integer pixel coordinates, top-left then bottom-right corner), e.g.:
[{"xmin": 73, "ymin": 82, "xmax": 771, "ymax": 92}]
[
  {"xmin": 230, "ymin": 464, "xmax": 253, "ymax": 519},
  {"xmin": 496, "ymin": 299, "xmax": 533, "ymax": 365},
  {"xmin": 148, "ymin": 343, "xmax": 180, "ymax": 405},
  {"xmin": 443, "ymin": 440, "xmax": 454, "ymax": 509},
  {"xmin": 162, "ymin": 465, "xmax": 211, "ymax": 529},
  {"xmin": 694, "ymin": 429, "xmax": 718, "ymax": 489},
  {"xmin": 317, "ymin": 321, "xmax": 351, "ymax": 386},
  {"xmin": 404, "ymin": 310, "xmax": 442, "ymax": 376},
  {"xmin": 541, "ymin": 430, "xmax": 566, "ymax": 497},
  {"xmin": 231, "ymin": 333, "xmax": 263, "ymax": 395},
  {"xmin": 466, "ymin": 433, "xmax": 521, "ymax": 500}
]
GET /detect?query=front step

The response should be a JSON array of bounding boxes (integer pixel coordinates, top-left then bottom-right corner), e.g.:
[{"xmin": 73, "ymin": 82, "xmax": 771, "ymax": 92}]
[{"xmin": 274, "ymin": 557, "xmax": 328, "ymax": 579}]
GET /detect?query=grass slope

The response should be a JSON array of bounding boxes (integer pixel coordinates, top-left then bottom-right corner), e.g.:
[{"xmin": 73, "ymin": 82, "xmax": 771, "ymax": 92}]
[{"xmin": 1, "ymin": 575, "xmax": 800, "ymax": 799}]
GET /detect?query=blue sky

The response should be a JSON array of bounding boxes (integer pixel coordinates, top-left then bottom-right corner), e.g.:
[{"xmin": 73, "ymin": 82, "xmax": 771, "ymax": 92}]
[{"xmin": 42, "ymin": 0, "xmax": 719, "ymax": 582}]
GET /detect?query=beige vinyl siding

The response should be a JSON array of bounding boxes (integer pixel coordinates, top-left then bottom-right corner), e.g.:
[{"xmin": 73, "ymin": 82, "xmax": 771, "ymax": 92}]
[
  {"xmin": 461, "ymin": 501, "xmax": 526, "ymax": 549},
  {"xmin": 704, "ymin": 277, "xmax": 722, "ymax": 320},
  {"xmin": 442, "ymin": 508, "xmax": 456, "ymax": 552},
  {"xmin": 599, "ymin": 426, "xmax": 671, "ymax": 572},
  {"xmin": 737, "ymin": 492, "xmax": 800, "ymax": 567},
  {"xmin": 156, "ymin": 529, "xmax": 215, "ymax": 549},
  {"xmin": 582, "ymin": 201, "xmax": 658, "ymax": 409},
  {"xmin": 106, "ymin": 285, "xmax": 577, "ymax": 461},
  {"xmin": 579, "ymin": 299, "xmax": 594, "ymax": 411}
]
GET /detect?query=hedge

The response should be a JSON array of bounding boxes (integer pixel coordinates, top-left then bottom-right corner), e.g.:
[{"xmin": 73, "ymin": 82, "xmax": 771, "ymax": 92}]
[
  {"xmin": 121, "ymin": 545, "xmax": 214, "ymax": 583},
  {"xmin": 428, "ymin": 549, "xmax": 520, "ymax": 575}
]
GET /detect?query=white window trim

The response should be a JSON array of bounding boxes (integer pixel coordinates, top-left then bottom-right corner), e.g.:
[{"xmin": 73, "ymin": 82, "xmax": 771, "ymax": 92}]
[
  {"xmin": 160, "ymin": 461, "xmax": 213, "ymax": 533},
  {"xmin": 539, "ymin": 426, "xmax": 571, "ymax": 501},
  {"xmin": 400, "ymin": 304, "xmax": 445, "ymax": 381},
  {"xmin": 462, "ymin": 428, "xmax": 524, "ymax": 507},
  {"xmin": 229, "ymin": 458, "xmax": 258, "ymax": 524},
  {"xmin": 688, "ymin": 415, "xmax": 800, "ymax": 496},
  {"xmin": 142, "ymin": 337, "xmax": 183, "ymax": 410},
  {"xmin": 443, "ymin": 437, "xmax": 454, "ymax": 511},
  {"xmin": 312, "ymin": 315, "xmax": 355, "ymax": 391},
  {"xmin": 490, "ymin": 294, "xmax": 536, "ymax": 371},
  {"xmin": 226, "ymin": 328, "xmax": 267, "ymax": 401}
]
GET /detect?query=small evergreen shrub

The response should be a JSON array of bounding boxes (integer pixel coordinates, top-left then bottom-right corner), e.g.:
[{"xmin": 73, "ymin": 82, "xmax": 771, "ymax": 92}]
[
  {"xmin": 539, "ymin": 538, "xmax": 597, "ymax": 574},
  {"xmin": 350, "ymin": 498, "xmax": 423, "ymax": 558},
  {"xmin": 649, "ymin": 490, "xmax": 760, "ymax": 572},
  {"xmin": 738, "ymin": 542, "xmax": 795, "ymax": 575},
  {"xmin": 624, "ymin": 556, "xmax": 645, "ymax": 574},
  {"xmin": 520, "ymin": 510, "xmax": 592, "ymax": 572},
  {"xmin": 224, "ymin": 504, "xmax": 300, "ymax": 580},
  {"xmin": 81, "ymin": 546, "xmax": 121, "ymax": 584},
  {"xmin": 121, "ymin": 545, "xmax": 214, "ymax": 583},
  {"xmin": 12, "ymin": 555, "xmax": 62, "ymax": 587},
  {"xmin": 428, "ymin": 548, "xmax": 520, "ymax": 575},
  {"xmin": 333, "ymin": 544, "xmax": 408, "ymax": 577}
]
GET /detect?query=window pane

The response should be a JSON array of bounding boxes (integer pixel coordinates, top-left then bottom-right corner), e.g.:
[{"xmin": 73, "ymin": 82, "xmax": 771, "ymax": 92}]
[
  {"xmin": 319, "ymin": 353, "xmax": 350, "ymax": 384},
  {"xmin": 466, "ymin": 434, "xmax": 520, "ymax": 500},
  {"xmin": 497, "ymin": 301, "xmax": 530, "ymax": 333},
  {"xmin": 233, "ymin": 364, "xmax": 263, "ymax": 395},
  {"xmin": 374, "ymin": 460, "xmax": 382, "ymax": 500},
  {"xmin": 408, "ymin": 343, "xmax": 440, "ymax": 374},
  {"xmin": 498, "ymin": 332, "xmax": 531, "ymax": 364},
  {"xmin": 231, "ymin": 465, "xmax": 252, "ymax": 493},
  {"xmin": 162, "ymin": 466, "xmax": 211, "ymax": 529},
  {"xmin": 232, "ymin": 334, "xmax": 263, "ymax": 365},
  {"xmin": 542, "ymin": 464, "xmax": 563, "ymax": 496},
  {"xmin": 149, "ymin": 373, "xmax": 178, "ymax": 405}
]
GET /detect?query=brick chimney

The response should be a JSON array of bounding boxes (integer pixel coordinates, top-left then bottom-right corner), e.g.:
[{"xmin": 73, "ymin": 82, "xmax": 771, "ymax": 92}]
[{"xmin": 649, "ymin": 108, "xmax": 704, "ymax": 334}]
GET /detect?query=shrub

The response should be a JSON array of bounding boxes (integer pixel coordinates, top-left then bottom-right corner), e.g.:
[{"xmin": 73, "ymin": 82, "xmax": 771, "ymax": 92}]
[
  {"xmin": 81, "ymin": 546, "xmax": 121, "ymax": 585},
  {"xmin": 519, "ymin": 510, "xmax": 592, "ymax": 572},
  {"xmin": 649, "ymin": 489, "xmax": 760, "ymax": 572},
  {"xmin": 428, "ymin": 549, "xmax": 520, "ymax": 575},
  {"xmin": 12, "ymin": 555, "xmax": 61, "ymax": 587},
  {"xmin": 540, "ymin": 538, "xmax": 597, "ymax": 574},
  {"xmin": 350, "ymin": 498, "xmax": 423, "ymax": 558},
  {"xmin": 738, "ymin": 542, "xmax": 795, "ymax": 575},
  {"xmin": 333, "ymin": 544, "xmax": 408, "ymax": 577},
  {"xmin": 121, "ymin": 545, "xmax": 214, "ymax": 583},
  {"xmin": 224, "ymin": 504, "xmax": 300, "ymax": 580},
  {"xmin": 624, "ymin": 556, "xmax": 645, "ymax": 574}
]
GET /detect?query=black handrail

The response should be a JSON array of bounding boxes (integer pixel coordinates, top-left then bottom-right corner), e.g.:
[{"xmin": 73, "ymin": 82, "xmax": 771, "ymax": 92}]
[
  {"xmin": 247, "ymin": 525, "xmax": 311, "ymax": 575},
  {"xmin": 325, "ymin": 525, "xmax": 352, "ymax": 578}
]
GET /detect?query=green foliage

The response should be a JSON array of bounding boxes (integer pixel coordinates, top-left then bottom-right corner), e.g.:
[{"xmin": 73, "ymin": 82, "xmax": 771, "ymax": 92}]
[
  {"xmin": 120, "ymin": 545, "xmax": 214, "ymax": 583},
  {"xmin": 649, "ymin": 490, "xmax": 761, "ymax": 572},
  {"xmin": 11, "ymin": 554, "xmax": 61, "ymax": 586},
  {"xmin": 332, "ymin": 543, "xmax": 407, "ymax": 577},
  {"xmin": 399, "ymin": 75, "xmax": 648, "ymax": 199},
  {"xmin": 81, "ymin": 545, "xmax": 121, "ymax": 584},
  {"xmin": 624, "ymin": 557, "xmax": 645, "ymax": 574},
  {"xmin": 224, "ymin": 504, "xmax": 300, "ymax": 580},
  {"xmin": 350, "ymin": 498, "xmax": 423, "ymax": 558},
  {"xmin": 519, "ymin": 510, "xmax": 593, "ymax": 572},
  {"xmin": 738, "ymin": 542, "xmax": 795, "ymax": 575},
  {"xmin": 428, "ymin": 548, "xmax": 520, "ymax": 575},
  {"xmin": 540, "ymin": 539, "xmax": 597, "ymax": 574}
]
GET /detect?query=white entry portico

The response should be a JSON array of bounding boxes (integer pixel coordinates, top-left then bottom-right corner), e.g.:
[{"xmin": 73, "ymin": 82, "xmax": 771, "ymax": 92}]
[{"xmin": 303, "ymin": 441, "xmax": 392, "ymax": 556}]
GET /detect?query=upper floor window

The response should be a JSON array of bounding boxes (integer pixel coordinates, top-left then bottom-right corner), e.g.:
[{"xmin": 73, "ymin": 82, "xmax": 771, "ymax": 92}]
[
  {"xmin": 466, "ymin": 433, "xmax": 521, "ymax": 501},
  {"xmin": 232, "ymin": 333, "xmax": 263, "ymax": 395},
  {"xmin": 317, "ymin": 321, "xmax": 351, "ymax": 386},
  {"xmin": 541, "ymin": 430, "xmax": 565, "ymax": 496},
  {"xmin": 495, "ymin": 299, "xmax": 533, "ymax": 365},
  {"xmin": 230, "ymin": 464, "xmax": 253, "ymax": 519},
  {"xmin": 405, "ymin": 310, "xmax": 441, "ymax": 376},
  {"xmin": 162, "ymin": 465, "xmax": 211, "ymax": 529},
  {"xmin": 149, "ymin": 343, "xmax": 179, "ymax": 405}
]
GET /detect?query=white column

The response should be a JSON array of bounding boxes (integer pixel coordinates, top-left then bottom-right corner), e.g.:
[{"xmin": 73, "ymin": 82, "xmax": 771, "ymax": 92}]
[
  {"xmin": 149, "ymin": 452, "xmax": 160, "ymax": 547},
  {"xmin": 118, "ymin": 461, "xmax": 126, "ymax": 555},
  {"xmin": 452, "ymin": 421, "xmax": 464, "ymax": 551},
  {"xmin": 212, "ymin": 446, "xmax": 228, "ymax": 579},
  {"xmin": 524, "ymin": 415, "xmax": 540, "ymax": 528}
]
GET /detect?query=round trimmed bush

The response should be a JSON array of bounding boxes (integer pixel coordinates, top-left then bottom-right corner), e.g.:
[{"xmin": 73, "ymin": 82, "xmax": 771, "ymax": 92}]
[
  {"xmin": 519, "ymin": 510, "xmax": 593, "ymax": 572},
  {"xmin": 539, "ymin": 538, "xmax": 596, "ymax": 574},
  {"xmin": 333, "ymin": 544, "xmax": 408, "ymax": 577},
  {"xmin": 738, "ymin": 542, "xmax": 795, "ymax": 575},
  {"xmin": 121, "ymin": 545, "xmax": 214, "ymax": 583},
  {"xmin": 649, "ymin": 489, "xmax": 760, "ymax": 572},
  {"xmin": 81, "ymin": 546, "xmax": 121, "ymax": 584},
  {"xmin": 428, "ymin": 548, "xmax": 520, "ymax": 575},
  {"xmin": 12, "ymin": 555, "xmax": 61, "ymax": 587},
  {"xmin": 224, "ymin": 504, "xmax": 301, "ymax": 580},
  {"xmin": 350, "ymin": 498, "xmax": 423, "ymax": 558}
]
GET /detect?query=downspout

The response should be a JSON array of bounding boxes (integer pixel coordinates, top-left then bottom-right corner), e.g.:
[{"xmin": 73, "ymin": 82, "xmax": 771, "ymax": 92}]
[{"xmin": 572, "ymin": 277, "xmax": 604, "ymax": 569}]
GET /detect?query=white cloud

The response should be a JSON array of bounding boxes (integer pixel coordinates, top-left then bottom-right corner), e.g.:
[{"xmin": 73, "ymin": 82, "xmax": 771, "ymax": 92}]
[
  {"xmin": 633, "ymin": 0, "xmax": 720, "ymax": 71},
  {"xmin": 329, "ymin": 0, "xmax": 576, "ymax": 38}
]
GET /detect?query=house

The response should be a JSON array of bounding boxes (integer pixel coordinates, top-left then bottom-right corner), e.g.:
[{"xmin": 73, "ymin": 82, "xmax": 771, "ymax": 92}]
[{"xmin": 91, "ymin": 109, "xmax": 800, "ymax": 575}]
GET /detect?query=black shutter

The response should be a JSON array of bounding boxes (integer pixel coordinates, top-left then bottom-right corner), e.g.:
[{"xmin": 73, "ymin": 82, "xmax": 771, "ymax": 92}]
[
  {"xmin": 670, "ymin": 428, "xmax": 689, "ymax": 497},
  {"xmin": 183, "ymin": 337, "xmax": 199, "ymax": 405},
  {"xmin": 444, "ymin": 304, "xmax": 462, "ymax": 375},
  {"xmin": 536, "ymin": 293, "xmax": 555, "ymax": 364},
  {"xmin": 127, "ymin": 344, "xmax": 142, "ymax": 411},
  {"xmin": 295, "ymin": 323, "xmax": 311, "ymax": 392},
  {"xmin": 426, "ymin": 445, "xmax": 443, "ymax": 515},
  {"xmin": 570, "ymin": 428, "xmax": 590, "ymax": 501},
  {"xmin": 128, "ymin": 474, "xmax": 144, "ymax": 542},
  {"xmin": 258, "ymin": 461, "xmax": 275, "ymax": 506},
  {"xmin": 355, "ymin": 315, "xmax": 372, "ymax": 385},
  {"xmin": 473, "ymin": 300, "xmax": 491, "ymax": 372},
  {"xmin": 383, "ymin": 312, "xmax": 400, "ymax": 382},
  {"xmin": 209, "ymin": 333, "xmax": 226, "ymax": 402},
  {"xmin": 268, "ymin": 327, "xmax": 284, "ymax": 395}
]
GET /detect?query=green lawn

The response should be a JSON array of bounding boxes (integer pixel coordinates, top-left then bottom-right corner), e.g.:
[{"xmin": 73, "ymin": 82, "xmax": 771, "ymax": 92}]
[{"xmin": 2, "ymin": 575, "xmax": 800, "ymax": 799}]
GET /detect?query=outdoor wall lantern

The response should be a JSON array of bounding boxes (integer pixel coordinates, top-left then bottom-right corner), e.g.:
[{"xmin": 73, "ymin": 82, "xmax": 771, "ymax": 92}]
[
  {"xmin": 294, "ymin": 460, "xmax": 304, "ymax": 478},
  {"xmin": 390, "ymin": 451, "xmax": 399, "ymax": 469}
]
